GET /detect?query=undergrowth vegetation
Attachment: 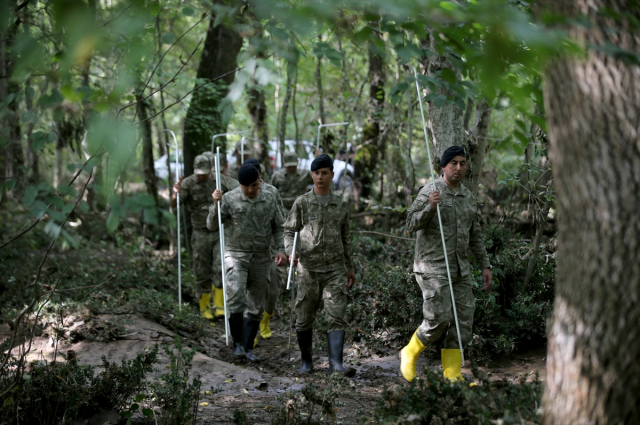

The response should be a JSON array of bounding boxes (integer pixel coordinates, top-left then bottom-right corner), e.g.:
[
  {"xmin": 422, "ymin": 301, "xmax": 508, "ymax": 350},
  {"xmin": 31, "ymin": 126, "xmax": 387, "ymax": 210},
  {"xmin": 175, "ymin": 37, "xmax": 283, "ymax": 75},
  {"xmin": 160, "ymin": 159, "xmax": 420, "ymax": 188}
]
[{"xmin": 314, "ymin": 223, "xmax": 556, "ymax": 363}]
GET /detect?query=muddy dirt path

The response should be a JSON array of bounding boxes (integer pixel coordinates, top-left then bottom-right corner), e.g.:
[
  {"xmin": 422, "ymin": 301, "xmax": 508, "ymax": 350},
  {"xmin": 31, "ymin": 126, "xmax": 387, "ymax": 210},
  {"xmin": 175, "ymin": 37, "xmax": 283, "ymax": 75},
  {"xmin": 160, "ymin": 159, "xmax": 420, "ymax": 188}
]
[{"xmin": 3, "ymin": 313, "xmax": 546, "ymax": 424}]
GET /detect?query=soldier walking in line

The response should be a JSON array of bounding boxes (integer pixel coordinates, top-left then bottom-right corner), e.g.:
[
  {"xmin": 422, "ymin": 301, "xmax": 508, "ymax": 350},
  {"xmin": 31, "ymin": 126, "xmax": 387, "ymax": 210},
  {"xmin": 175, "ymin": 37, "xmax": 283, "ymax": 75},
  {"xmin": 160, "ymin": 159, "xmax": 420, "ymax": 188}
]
[
  {"xmin": 171, "ymin": 154, "xmax": 238, "ymax": 319},
  {"xmin": 243, "ymin": 158, "xmax": 287, "ymax": 342},
  {"xmin": 207, "ymin": 163, "xmax": 287, "ymax": 362},
  {"xmin": 399, "ymin": 146, "xmax": 492, "ymax": 382},
  {"xmin": 284, "ymin": 154, "xmax": 356, "ymax": 376},
  {"xmin": 227, "ymin": 139, "xmax": 253, "ymax": 180},
  {"xmin": 271, "ymin": 151, "xmax": 314, "ymax": 211}
]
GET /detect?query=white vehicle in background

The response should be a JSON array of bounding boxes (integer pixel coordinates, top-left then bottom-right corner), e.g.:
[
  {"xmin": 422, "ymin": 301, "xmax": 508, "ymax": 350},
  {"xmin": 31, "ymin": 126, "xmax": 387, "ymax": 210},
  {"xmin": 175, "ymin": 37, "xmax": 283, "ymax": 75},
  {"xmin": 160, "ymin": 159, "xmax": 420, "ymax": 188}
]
[
  {"xmin": 267, "ymin": 140, "xmax": 354, "ymax": 194},
  {"xmin": 154, "ymin": 149, "xmax": 184, "ymax": 184}
]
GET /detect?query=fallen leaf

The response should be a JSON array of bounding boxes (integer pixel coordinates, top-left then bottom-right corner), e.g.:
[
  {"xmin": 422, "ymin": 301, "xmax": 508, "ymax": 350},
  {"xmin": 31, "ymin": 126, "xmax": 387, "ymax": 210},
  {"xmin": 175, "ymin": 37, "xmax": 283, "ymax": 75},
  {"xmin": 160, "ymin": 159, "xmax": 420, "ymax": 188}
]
[
  {"xmin": 242, "ymin": 388, "xmax": 249, "ymax": 394},
  {"xmin": 200, "ymin": 402, "xmax": 209, "ymax": 407},
  {"xmin": 225, "ymin": 379, "xmax": 232, "ymax": 383}
]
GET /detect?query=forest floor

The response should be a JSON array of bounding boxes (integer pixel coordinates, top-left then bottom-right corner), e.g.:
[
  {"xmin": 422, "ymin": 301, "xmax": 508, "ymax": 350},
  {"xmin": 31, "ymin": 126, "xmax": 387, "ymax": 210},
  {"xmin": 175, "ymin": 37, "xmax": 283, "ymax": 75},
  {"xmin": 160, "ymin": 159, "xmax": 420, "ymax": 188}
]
[
  {"xmin": 3, "ymin": 309, "xmax": 546, "ymax": 424},
  {"xmin": 1, "ymin": 212, "xmax": 549, "ymax": 424}
]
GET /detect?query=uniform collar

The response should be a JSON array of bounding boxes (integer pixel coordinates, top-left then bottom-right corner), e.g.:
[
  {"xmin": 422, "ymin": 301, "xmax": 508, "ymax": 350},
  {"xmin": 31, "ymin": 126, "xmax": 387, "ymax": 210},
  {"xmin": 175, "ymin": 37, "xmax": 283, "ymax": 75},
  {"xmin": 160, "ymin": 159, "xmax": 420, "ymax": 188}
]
[{"xmin": 437, "ymin": 176, "xmax": 466, "ymax": 196}]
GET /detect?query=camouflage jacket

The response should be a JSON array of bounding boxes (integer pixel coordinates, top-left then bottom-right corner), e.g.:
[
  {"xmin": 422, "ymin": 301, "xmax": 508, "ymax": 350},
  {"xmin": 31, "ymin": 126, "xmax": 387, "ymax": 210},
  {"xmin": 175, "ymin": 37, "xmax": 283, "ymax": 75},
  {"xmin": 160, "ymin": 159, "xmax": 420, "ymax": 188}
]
[
  {"xmin": 406, "ymin": 176, "xmax": 490, "ymax": 277},
  {"xmin": 284, "ymin": 190, "xmax": 354, "ymax": 273},
  {"xmin": 227, "ymin": 161, "xmax": 240, "ymax": 180},
  {"xmin": 179, "ymin": 174, "xmax": 239, "ymax": 231},
  {"xmin": 206, "ymin": 186, "xmax": 285, "ymax": 254},
  {"xmin": 270, "ymin": 168, "xmax": 314, "ymax": 210},
  {"xmin": 261, "ymin": 180, "xmax": 286, "ymax": 220}
]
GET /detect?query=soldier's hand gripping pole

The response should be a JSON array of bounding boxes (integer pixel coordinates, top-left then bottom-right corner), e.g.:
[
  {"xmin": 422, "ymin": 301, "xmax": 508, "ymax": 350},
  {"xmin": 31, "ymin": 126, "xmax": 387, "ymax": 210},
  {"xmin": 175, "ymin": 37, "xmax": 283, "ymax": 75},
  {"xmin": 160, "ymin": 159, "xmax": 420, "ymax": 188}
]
[
  {"xmin": 214, "ymin": 147, "xmax": 231, "ymax": 346},
  {"xmin": 413, "ymin": 67, "xmax": 465, "ymax": 367},
  {"xmin": 162, "ymin": 129, "xmax": 182, "ymax": 311}
]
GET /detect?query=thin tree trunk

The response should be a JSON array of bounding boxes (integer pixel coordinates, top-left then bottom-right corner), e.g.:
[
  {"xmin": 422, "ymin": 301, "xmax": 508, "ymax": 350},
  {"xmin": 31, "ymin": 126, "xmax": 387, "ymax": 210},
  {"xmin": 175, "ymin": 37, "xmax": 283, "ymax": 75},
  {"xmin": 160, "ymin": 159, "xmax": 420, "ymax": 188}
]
[
  {"xmin": 466, "ymin": 100, "xmax": 492, "ymax": 197},
  {"xmin": 248, "ymin": 79, "xmax": 269, "ymax": 164},
  {"xmin": 183, "ymin": 11, "xmax": 242, "ymax": 176},
  {"xmin": 542, "ymin": 1, "xmax": 640, "ymax": 423},
  {"xmin": 404, "ymin": 67, "xmax": 415, "ymax": 207},
  {"xmin": 316, "ymin": 35, "xmax": 326, "ymax": 129},
  {"xmin": 523, "ymin": 183, "xmax": 552, "ymax": 287},
  {"xmin": 136, "ymin": 92, "xmax": 157, "ymax": 203},
  {"xmin": 293, "ymin": 71, "xmax": 300, "ymax": 154},
  {"xmin": 278, "ymin": 65, "xmax": 293, "ymax": 168}
]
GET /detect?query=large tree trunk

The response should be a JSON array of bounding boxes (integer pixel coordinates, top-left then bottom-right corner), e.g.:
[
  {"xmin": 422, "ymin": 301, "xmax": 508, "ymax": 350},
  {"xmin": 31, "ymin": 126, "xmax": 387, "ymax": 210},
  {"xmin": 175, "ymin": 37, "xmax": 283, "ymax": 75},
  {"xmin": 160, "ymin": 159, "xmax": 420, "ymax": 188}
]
[
  {"xmin": 420, "ymin": 32, "xmax": 491, "ymax": 196},
  {"xmin": 182, "ymin": 11, "xmax": 242, "ymax": 176},
  {"xmin": 542, "ymin": 1, "xmax": 640, "ymax": 424},
  {"xmin": 354, "ymin": 36, "xmax": 385, "ymax": 201},
  {"xmin": 277, "ymin": 64, "xmax": 293, "ymax": 168}
]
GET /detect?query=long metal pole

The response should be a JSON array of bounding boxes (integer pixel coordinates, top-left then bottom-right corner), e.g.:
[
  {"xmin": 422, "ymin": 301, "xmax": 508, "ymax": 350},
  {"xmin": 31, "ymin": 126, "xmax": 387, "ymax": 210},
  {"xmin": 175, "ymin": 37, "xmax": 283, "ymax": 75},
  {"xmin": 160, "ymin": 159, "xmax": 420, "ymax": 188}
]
[
  {"xmin": 413, "ymin": 67, "xmax": 464, "ymax": 366},
  {"xmin": 163, "ymin": 129, "xmax": 182, "ymax": 311},
  {"xmin": 214, "ymin": 147, "xmax": 231, "ymax": 346},
  {"xmin": 316, "ymin": 122, "xmax": 349, "ymax": 152},
  {"xmin": 286, "ymin": 232, "xmax": 298, "ymax": 290},
  {"xmin": 210, "ymin": 130, "xmax": 250, "ymax": 153}
]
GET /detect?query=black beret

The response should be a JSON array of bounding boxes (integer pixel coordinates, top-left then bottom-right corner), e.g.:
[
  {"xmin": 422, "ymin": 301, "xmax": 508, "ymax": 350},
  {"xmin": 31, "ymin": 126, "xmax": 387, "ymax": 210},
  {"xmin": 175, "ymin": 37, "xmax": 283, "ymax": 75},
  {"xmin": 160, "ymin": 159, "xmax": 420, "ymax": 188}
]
[
  {"xmin": 237, "ymin": 163, "xmax": 260, "ymax": 186},
  {"xmin": 311, "ymin": 154, "xmax": 333, "ymax": 172},
  {"xmin": 440, "ymin": 146, "xmax": 467, "ymax": 167}
]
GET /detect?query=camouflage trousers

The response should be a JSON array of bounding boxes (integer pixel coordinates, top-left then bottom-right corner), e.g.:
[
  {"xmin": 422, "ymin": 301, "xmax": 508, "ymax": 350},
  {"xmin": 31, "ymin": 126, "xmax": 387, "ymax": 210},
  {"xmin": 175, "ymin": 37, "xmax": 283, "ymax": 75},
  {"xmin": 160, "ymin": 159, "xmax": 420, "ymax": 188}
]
[
  {"xmin": 264, "ymin": 263, "xmax": 286, "ymax": 315},
  {"xmin": 191, "ymin": 229, "xmax": 223, "ymax": 296},
  {"xmin": 224, "ymin": 252, "xmax": 271, "ymax": 321},
  {"xmin": 294, "ymin": 264, "xmax": 348, "ymax": 332},
  {"xmin": 415, "ymin": 273, "xmax": 475, "ymax": 348}
]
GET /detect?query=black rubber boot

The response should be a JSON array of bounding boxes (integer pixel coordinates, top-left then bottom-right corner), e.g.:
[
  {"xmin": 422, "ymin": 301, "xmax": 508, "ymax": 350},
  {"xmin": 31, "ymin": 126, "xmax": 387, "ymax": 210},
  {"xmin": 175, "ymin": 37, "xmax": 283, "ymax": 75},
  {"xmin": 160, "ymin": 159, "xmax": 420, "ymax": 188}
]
[
  {"xmin": 327, "ymin": 330, "xmax": 355, "ymax": 377},
  {"xmin": 243, "ymin": 317, "xmax": 261, "ymax": 362},
  {"xmin": 296, "ymin": 329, "xmax": 313, "ymax": 373},
  {"xmin": 229, "ymin": 313, "xmax": 246, "ymax": 358}
]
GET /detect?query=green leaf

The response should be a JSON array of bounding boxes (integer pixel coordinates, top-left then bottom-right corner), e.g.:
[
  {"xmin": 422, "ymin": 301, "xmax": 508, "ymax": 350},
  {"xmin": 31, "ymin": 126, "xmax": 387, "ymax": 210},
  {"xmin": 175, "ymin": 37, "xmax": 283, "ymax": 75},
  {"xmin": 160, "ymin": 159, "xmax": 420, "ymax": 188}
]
[
  {"xmin": 161, "ymin": 33, "xmax": 175, "ymax": 44},
  {"xmin": 352, "ymin": 27, "xmax": 372, "ymax": 45},
  {"xmin": 440, "ymin": 69, "xmax": 457, "ymax": 84},
  {"xmin": 135, "ymin": 394, "xmax": 145, "ymax": 403},
  {"xmin": 39, "ymin": 89, "xmax": 63, "ymax": 109},
  {"xmin": 5, "ymin": 178, "xmax": 16, "ymax": 191},
  {"xmin": 61, "ymin": 229, "xmax": 79, "ymax": 249},
  {"xmin": 142, "ymin": 408, "xmax": 153, "ymax": 418},
  {"xmin": 44, "ymin": 221, "xmax": 62, "ymax": 239},
  {"xmin": 389, "ymin": 82, "xmax": 408, "ymax": 97},
  {"xmin": 182, "ymin": 7, "xmax": 194, "ymax": 16},
  {"xmin": 23, "ymin": 186, "xmax": 38, "ymax": 208},
  {"xmin": 433, "ymin": 95, "xmax": 446, "ymax": 108},
  {"xmin": 143, "ymin": 208, "xmax": 158, "ymax": 225},
  {"xmin": 106, "ymin": 211, "xmax": 119, "ymax": 233},
  {"xmin": 31, "ymin": 132, "xmax": 48, "ymax": 151}
]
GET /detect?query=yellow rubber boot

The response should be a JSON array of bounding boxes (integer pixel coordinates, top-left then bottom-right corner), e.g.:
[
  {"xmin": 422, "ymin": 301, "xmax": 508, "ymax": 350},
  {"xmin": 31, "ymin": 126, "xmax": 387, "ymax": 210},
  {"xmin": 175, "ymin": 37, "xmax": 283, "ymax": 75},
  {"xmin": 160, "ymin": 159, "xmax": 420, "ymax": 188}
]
[
  {"xmin": 400, "ymin": 330, "xmax": 426, "ymax": 382},
  {"xmin": 259, "ymin": 312, "xmax": 273, "ymax": 339},
  {"xmin": 199, "ymin": 293, "xmax": 213, "ymax": 320},
  {"xmin": 212, "ymin": 288, "xmax": 225, "ymax": 319},
  {"xmin": 254, "ymin": 336, "xmax": 258, "ymax": 347},
  {"xmin": 441, "ymin": 349, "xmax": 464, "ymax": 382}
]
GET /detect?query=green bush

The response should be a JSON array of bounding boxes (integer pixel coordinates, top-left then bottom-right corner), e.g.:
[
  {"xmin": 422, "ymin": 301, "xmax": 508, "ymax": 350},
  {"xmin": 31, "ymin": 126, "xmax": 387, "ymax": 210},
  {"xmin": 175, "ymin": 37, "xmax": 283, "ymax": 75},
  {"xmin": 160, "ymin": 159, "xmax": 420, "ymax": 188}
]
[
  {"xmin": 369, "ymin": 367, "xmax": 542, "ymax": 425},
  {"xmin": 326, "ymin": 223, "xmax": 555, "ymax": 361},
  {"xmin": 0, "ymin": 346, "xmax": 158, "ymax": 424}
]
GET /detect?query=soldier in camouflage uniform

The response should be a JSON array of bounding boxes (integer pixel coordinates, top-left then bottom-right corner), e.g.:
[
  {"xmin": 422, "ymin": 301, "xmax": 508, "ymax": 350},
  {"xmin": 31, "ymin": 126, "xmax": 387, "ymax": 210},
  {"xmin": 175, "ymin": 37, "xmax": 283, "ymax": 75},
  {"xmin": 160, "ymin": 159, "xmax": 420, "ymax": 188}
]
[
  {"xmin": 284, "ymin": 154, "xmax": 356, "ymax": 376},
  {"xmin": 171, "ymin": 154, "xmax": 239, "ymax": 319},
  {"xmin": 227, "ymin": 139, "xmax": 253, "ymax": 180},
  {"xmin": 201, "ymin": 151, "xmax": 229, "ymax": 176},
  {"xmin": 243, "ymin": 159, "xmax": 287, "ymax": 342},
  {"xmin": 270, "ymin": 151, "xmax": 314, "ymax": 211},
  {"xmin": 399, "ymin": 146, "xmax": 492, "ymax": 383},
  {"xmin": 207, "ymin": 163, "xmax": 287, "ymax": 362}
]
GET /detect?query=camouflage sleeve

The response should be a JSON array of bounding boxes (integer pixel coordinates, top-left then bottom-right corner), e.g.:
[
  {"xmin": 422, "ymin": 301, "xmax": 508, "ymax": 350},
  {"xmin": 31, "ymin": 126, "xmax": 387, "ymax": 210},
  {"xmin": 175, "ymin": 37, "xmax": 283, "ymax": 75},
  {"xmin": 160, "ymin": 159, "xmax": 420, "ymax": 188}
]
[
  {"xmin": 273, "ymin": 188, "xmax": 286, "ymax": 221},
  {"xmin": 222, "ymin": 175, "xmax": 239, "ymax": 192},
  {"xmin": 271, "ymin": 199, "xmax": 285, "ymax": 254},
  {"xmin": 469, "ymin": 209, "xmax": 491, "ymax": 270},
  {"xmin": 342, "ymin": 208, "xmax": 354, "ymax": 272},
  {"xmin": 284, "ymin": 199, "xmax": 302, "ymax": 256},
  {"xmin": 206, "ymin": 197, "xmax": 230, "ymax": 231},
  {"xmin": 178, "ymin": 181, "xmax": 189, "ymax": 204},
  {"xmin": 406, "ymin": 185, "xmax": 436, "ymax": 233}
]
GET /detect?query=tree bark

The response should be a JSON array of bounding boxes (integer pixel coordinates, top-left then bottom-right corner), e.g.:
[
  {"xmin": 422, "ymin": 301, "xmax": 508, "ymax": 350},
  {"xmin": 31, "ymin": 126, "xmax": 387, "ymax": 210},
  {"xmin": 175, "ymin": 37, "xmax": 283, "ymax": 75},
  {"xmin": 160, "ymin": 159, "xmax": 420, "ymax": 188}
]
[
  {"xmin": 354, "ymin": 35, "xmax": 385, "ymax": 201},
  {"xmin": 542, "ymin": 1, "xmax": 640, "ymax": 424},
  {"xmin": 404, "ymin": 66, "xmax": 415, "ymax": 207},
  {"xmin": 420, "ymin": 32, "xmax": 491, "ymax": 196},
  {"xmin": 182, "ymin": 11, "xmax": 242, "ymax": 176},
  {"xmin": 316, "ymin": 34, "xmax": 326, "ymax": 128},
  {"xmin": 466, "ymin": 100, "xmax": 492, "ymax": 197},
  {"xmin": 278, "ymin": 64, "xmax": 293, "ymax": 168},
  {"xmin": 136, "ymin": 92, "xmax": 157, "ymax": 203},
  {"xmin": 247, "ymin": 81, "xmax": 269, "ymax": 163}
]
